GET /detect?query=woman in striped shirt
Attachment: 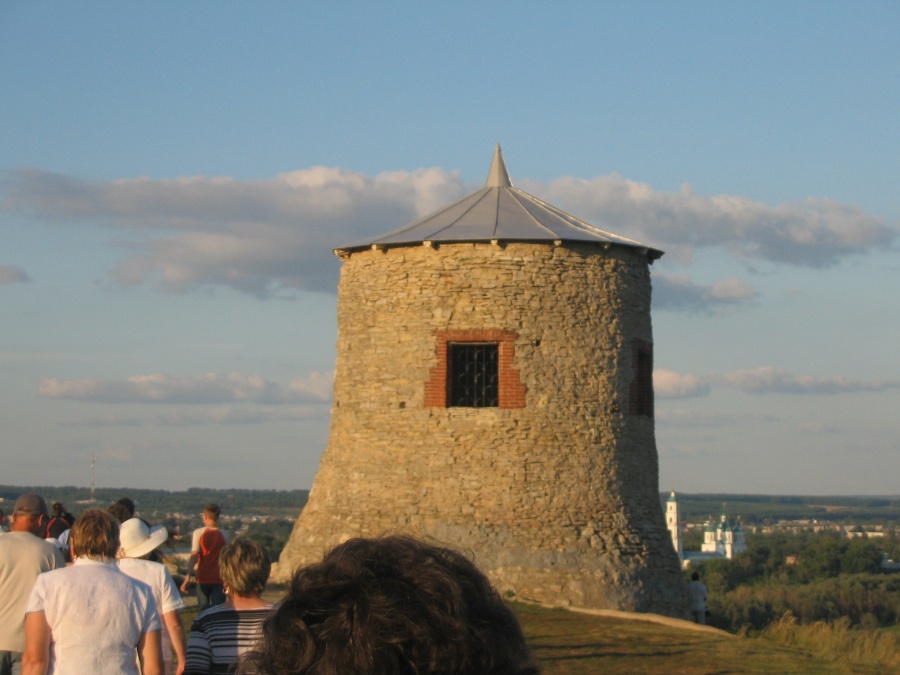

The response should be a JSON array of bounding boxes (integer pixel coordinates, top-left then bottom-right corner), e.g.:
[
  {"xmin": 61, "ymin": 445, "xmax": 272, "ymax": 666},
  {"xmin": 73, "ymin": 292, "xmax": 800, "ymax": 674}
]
[{"xmin": 184, "ymin": 538, "xmax": 274, "ymax": 675}]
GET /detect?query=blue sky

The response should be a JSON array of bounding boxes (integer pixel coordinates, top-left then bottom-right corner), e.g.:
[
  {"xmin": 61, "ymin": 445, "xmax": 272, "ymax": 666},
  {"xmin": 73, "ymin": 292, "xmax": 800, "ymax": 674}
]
[{"xmin": 1, "ymin": 2, "xmax": 897, "ymax": 494}]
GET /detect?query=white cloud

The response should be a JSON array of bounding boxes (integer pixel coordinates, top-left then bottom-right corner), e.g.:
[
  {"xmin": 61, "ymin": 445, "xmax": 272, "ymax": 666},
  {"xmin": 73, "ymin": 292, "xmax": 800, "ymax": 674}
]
[
  {"xmin": 60, "ymin": 405, "xmax": 329, "ymax": 427},
  {"xmin": 653, "ymin": 369, "xmax": 711, "ymax": 398},
  {"xmin": 655, "ymin": 409, "xmax": 737, "ymax": 427},
  {"xmin": 0, "ymin": 264, "xmax": 30, "ymax": 284},
  {"xmin": 3, "ymin": 167, "xmax": 466, "ymax": 296},
  {"xmin": 722, "ymin": 366, "xmax": 900, "ymax": 395},
  {"xmin": 533, "ymin": 177, "xmax": 895, "ymax": 268},
  {"xmin": 653, "ymin": 274, "xmax": 758, "ymax": 313},
  {"xmin": 654, "ymin": 366, "xmax": 900, "ymax": 399},
  {"xmin": 0, "ymin": 351, "xmax": 74, "ymax": 363},
  {"xmin": 2, "ymin": 167, "xmax": 893, "ymax": 299},
  {"xmin": 38, "ymin": 371, "xmax": 333, "ymax": 405},
  {"xmin": 706, "ymin": 276, "xmax": 758, "ymax": 301},
  {"xmin": 103, "ymin": 446, "xmax": 136, "ymax": 463},
  {"xmin": 795, "ymin": 421, "xmax": 842, "ymax": 434},
  {"xmin": 285, "ymin": 372, "xmax": 334, "ymax": 402},
  {"xmin": 3, "ymin": 167, "xmax": 461, "ymax": 230}
]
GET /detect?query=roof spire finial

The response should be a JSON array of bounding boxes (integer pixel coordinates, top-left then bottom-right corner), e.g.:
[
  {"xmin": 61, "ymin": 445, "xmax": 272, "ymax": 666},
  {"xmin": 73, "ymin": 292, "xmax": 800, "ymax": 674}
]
[{"xmin": 485, "ymin": 143, "xmax": 512, "ymax": 188}]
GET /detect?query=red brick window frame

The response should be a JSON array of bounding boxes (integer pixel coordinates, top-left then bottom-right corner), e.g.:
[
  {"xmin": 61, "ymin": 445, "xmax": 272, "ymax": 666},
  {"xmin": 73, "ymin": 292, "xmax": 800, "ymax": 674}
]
[{"xmin": 425, "ymin": 330, "xmax": 526, "ymax": 408}]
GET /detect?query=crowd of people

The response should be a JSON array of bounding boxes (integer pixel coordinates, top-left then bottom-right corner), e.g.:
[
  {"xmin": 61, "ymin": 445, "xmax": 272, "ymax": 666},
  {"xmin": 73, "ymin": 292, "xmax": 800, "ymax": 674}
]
[{"xmin": 0, "ymin": 491, "xmax": 539, "ymax": 675}]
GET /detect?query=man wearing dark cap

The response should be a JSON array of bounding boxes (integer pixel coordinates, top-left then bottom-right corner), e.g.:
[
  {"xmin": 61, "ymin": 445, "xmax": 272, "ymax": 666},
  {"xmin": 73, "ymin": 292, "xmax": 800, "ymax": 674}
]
[{"xmin": 0, "ymin": 494, "xmax": 65, "ymax": 675}]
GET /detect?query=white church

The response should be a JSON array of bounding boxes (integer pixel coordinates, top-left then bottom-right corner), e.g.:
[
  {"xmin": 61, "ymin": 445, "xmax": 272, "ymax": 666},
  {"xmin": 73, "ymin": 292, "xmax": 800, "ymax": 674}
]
[{"xmin": 666, "ymin": 491, "xmax": 747, "ymax": 568}]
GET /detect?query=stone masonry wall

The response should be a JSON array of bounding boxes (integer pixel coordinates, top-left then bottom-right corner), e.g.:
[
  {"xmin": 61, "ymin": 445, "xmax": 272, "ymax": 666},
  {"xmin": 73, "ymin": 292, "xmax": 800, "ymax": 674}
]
[{"xmin": 277, "ymin": 241, "xmax": 685, "ymax": 615}]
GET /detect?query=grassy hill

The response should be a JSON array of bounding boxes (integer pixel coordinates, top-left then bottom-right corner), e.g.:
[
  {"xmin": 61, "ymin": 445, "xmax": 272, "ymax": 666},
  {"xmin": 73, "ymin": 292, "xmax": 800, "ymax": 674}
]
[
  {"xmin": 514, "ymin": 602, "xmax": 898, "ymax": 674},
  {"xmin": 180, "ymin": 593, "xmax": 898, "ymax": 674}
]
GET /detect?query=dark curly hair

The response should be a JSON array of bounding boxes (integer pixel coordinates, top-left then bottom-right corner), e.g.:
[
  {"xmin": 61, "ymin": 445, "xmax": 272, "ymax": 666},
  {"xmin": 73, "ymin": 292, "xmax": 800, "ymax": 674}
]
[
  {"xmin": 239, "ymin": 535, "xmax": 538, "ymax": 675},
  {"xmin": 107, "ymin": 500, "xmax": 133, "ymax": 523}
]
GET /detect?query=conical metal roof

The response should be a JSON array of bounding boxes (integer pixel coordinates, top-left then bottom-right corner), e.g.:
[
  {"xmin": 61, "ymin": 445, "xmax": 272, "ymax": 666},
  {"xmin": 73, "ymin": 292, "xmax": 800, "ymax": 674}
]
[{"xmin": 335, "ymin": 145, "xmax": 663, "ymax": 261}]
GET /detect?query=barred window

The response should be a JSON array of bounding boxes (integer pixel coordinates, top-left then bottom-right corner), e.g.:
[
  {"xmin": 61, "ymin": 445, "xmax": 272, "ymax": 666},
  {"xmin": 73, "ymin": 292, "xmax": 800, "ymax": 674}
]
[
  {"xmin": 425, "ymin": 330, "xmax": 525, "ymax": 409},
  {"xmin": 448, "ymin": 343, "xmax": 499, "ymax": 407}
]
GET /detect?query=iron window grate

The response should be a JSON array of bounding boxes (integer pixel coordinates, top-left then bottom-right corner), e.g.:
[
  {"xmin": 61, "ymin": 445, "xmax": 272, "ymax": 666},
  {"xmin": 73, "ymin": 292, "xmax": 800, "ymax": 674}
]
[{"xmin": 448, "ymin": 343, "xmax": 499, "ymax": 407}]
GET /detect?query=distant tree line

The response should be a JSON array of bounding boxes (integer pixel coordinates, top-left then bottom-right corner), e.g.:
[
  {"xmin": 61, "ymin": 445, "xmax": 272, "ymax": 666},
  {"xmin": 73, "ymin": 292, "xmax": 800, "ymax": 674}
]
[
  {"xmin": 688, "ymin": 532, "xmax": 900, "ymax": 632},
  {"xmin": 241, "ymin": 520, "xmax": 295, "ymax": 561},
  {"xmin": 0, "ymin": 485, "xmax": 308, "ymax": 519},
  {"xmin": 661, "ymin": 493, "xmax": 900, "ymax": 525}
]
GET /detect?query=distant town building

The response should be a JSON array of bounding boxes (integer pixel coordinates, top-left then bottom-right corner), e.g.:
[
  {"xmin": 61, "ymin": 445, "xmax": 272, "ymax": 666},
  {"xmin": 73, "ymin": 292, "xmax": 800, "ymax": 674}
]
[
  {"xmin": 667, "ymin": 491, "xmax": 747, "ymax": 567},
  {"xmin": 701, "ymin": 510, "xmax": 747, "ymax": 559}
]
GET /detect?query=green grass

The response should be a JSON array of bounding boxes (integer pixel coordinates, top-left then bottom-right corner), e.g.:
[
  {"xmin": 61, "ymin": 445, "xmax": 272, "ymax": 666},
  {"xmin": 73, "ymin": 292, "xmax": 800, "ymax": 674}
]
[
  {"xmin": 758, "ymin": 612, "xmax": 900, "ymax": 672},
  {"xmin": 514, "ymin": 602, "xmax": 891, "ymax": 674},
  {"xmin": 181, "ymin": 593, "xmax": 893, "ymax": 674}
]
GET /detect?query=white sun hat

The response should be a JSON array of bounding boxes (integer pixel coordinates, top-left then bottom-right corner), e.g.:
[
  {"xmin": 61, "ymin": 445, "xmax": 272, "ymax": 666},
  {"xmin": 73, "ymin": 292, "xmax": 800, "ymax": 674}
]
[{"xmin": 119, "ymin": 517, "xmax": 169, "ymax": 559}]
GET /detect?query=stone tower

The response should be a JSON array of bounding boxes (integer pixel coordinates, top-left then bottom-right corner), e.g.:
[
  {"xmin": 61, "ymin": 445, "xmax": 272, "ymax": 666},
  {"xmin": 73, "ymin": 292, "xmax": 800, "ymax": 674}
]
[{"xmin": 278, "ymin": 146, "xmax": 684, "ymax": 614}]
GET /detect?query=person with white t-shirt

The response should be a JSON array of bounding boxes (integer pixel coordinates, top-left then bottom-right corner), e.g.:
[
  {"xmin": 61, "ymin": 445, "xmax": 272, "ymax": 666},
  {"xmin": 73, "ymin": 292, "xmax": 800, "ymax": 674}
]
[
  {"xmin": 686, "ymin": 571, "xmax": 709, "ymax": 625},
  {"xmin": 22, "ymin": 509, "xmax": 162, "ymax": 675},
  {"xmin": 118, "ymin": 518, "xmax": 186, "ymax": 675}
]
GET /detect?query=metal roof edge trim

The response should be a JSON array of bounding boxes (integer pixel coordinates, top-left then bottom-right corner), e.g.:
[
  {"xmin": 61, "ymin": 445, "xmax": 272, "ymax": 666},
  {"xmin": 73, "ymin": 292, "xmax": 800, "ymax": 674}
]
[{"xmin": 333, "ymin": 237, "xmax": 664, "ymax": 261}]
